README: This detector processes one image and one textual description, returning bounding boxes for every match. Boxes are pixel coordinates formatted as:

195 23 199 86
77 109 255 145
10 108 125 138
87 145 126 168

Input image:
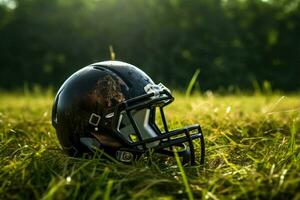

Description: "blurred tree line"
0 0 299 91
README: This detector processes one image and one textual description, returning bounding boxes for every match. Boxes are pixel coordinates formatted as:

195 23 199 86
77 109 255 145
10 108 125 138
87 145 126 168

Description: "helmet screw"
123 152 132 160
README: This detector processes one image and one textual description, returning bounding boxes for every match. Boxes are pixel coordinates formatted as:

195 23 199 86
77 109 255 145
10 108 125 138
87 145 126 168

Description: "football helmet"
52 61 205 165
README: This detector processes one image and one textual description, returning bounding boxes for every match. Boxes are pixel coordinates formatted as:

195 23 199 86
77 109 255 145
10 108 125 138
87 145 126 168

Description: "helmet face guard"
99 83 205 165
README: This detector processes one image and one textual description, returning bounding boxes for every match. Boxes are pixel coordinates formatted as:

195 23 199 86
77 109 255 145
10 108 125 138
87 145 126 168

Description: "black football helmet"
52 61 205 165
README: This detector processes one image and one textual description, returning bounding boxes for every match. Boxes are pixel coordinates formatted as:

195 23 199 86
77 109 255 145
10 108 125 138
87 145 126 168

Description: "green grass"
0 92 300 199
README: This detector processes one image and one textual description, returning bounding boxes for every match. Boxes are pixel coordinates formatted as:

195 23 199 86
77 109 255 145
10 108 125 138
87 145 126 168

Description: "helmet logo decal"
89 113 101 126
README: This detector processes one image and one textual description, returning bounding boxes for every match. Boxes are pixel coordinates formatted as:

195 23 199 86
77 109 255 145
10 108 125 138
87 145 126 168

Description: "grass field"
0 92 299 200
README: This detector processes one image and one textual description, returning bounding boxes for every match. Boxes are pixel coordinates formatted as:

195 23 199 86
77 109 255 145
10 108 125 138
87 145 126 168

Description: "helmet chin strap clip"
116 150 134 163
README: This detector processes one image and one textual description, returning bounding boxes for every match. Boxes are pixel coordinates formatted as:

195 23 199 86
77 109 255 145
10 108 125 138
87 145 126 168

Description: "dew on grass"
214 107 219 113
10 129 16 133
43 112 48 117
66 176 71 183
226 106 231 114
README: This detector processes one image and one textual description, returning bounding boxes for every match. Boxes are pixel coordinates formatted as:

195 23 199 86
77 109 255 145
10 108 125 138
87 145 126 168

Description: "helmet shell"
52 61 154 156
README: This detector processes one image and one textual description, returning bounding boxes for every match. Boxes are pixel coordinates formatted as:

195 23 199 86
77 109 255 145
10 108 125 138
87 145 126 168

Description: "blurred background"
0 0 299 92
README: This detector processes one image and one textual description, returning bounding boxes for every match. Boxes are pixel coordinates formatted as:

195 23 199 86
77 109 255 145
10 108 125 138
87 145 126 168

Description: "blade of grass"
174 151 194 200
186 69 200 97
41 179 65 200
109 45 116 60
104 179 114 200
289 119 297 154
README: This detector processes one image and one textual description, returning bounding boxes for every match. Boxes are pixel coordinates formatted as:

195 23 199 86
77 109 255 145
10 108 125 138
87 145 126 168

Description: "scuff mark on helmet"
89 75 125 108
